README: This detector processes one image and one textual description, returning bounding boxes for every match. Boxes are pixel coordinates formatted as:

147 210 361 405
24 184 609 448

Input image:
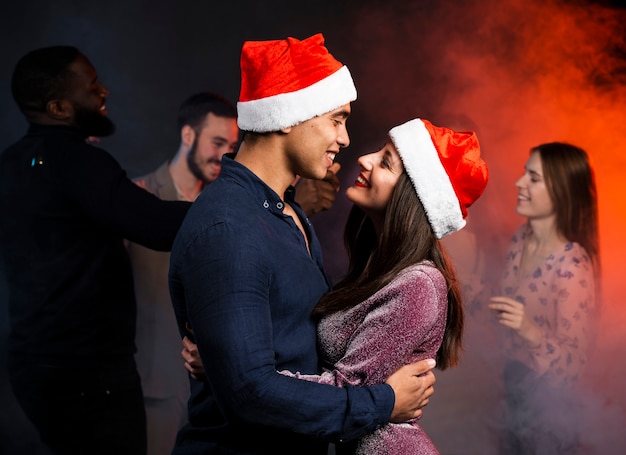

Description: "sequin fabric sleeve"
280 262 446 386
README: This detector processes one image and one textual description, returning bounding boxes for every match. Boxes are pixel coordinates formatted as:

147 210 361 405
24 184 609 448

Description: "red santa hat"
389 118 488 239
237 33 357 132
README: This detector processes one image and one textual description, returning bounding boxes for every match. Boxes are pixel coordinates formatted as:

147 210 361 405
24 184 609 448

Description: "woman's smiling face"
515 150 555 222
346 140 404 224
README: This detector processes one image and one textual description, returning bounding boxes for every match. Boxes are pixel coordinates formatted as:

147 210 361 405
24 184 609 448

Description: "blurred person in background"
0 45 190 455
488 142 600 454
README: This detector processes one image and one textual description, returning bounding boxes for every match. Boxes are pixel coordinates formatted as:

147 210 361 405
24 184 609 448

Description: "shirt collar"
220 154 303 218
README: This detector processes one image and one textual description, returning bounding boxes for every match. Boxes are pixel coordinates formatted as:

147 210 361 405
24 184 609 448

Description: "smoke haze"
1 0 625 453
315 1 626 453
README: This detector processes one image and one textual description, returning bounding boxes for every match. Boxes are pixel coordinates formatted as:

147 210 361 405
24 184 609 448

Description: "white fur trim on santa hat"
389 119 465 239
237 66 356 133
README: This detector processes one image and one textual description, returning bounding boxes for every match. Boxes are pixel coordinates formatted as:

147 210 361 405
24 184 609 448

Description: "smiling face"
515 151 555 222
346 140 404 226
186 113 239 185
282 104 351 180
64 54 114 137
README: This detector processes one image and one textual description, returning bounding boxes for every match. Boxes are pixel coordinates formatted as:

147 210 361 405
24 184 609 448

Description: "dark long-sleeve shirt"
168 156 394 454
0 124 190 367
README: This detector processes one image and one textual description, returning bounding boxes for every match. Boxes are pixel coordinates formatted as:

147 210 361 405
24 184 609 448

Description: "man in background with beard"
127 91 239 455
0 46 190 455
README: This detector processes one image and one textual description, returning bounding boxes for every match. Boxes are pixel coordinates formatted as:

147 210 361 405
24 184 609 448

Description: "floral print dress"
497 223 597 454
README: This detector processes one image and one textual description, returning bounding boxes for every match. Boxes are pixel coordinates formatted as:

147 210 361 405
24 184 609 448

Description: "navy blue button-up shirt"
169 155 394 454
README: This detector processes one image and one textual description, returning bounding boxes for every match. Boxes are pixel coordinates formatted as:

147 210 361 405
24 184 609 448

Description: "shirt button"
276 202 284 210
263 200 270 208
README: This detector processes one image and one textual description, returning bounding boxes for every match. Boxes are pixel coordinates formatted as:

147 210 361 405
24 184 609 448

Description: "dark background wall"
2 0 626 453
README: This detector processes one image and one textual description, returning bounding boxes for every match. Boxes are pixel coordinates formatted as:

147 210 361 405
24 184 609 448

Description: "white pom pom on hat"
237 33 357 133
389 118 489 239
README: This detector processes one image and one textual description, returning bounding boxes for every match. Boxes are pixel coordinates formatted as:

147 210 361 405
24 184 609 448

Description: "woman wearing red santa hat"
280 118 489 454
488 142 600 454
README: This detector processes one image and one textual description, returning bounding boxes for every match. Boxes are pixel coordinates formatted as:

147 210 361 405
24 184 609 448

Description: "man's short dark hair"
177 92 237 131
11 46 80 116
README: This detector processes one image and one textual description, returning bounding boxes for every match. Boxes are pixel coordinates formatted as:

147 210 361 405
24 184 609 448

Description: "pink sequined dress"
283 261 447 454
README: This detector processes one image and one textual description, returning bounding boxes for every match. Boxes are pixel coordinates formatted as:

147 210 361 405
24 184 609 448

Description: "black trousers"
8 357 147 455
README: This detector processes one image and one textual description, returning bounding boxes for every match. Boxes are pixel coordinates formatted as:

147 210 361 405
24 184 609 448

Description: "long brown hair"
313 173 464 369
532 143 600 274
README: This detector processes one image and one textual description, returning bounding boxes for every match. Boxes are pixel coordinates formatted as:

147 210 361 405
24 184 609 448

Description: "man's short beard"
186 141 211 186
74 106 116 137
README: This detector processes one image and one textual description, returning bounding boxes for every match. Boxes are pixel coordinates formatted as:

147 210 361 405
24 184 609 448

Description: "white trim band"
389 118 465 239
237 66 357 132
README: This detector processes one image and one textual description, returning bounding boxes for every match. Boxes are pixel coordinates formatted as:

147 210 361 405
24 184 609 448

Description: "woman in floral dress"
489 142 600 454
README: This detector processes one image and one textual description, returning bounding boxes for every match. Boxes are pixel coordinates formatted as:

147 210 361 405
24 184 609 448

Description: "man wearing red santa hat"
168 33 436 454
